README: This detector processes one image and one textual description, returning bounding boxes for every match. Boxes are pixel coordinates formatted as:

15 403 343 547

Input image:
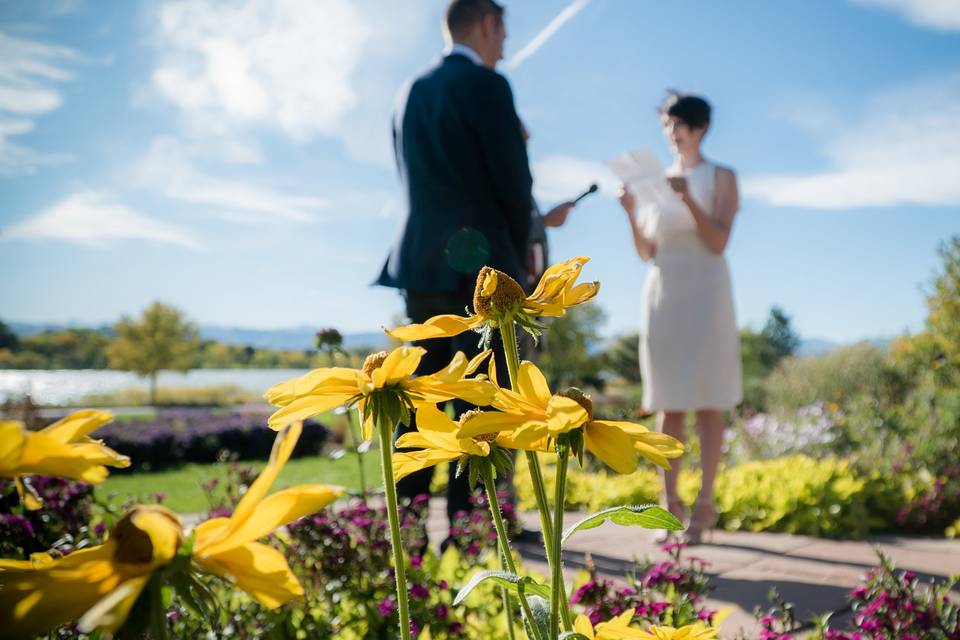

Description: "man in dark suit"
375 0 533 534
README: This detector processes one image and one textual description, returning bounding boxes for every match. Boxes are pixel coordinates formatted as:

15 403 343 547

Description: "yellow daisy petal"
544 395 590 435
267 393 353 430
516 361 552 405
39 410 113 444
584 421 639 474
196 541 303 609
386 314 483 342
375 346 425 387
393 449 461 483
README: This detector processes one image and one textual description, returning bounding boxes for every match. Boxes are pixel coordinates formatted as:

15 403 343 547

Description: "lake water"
0 369 312 405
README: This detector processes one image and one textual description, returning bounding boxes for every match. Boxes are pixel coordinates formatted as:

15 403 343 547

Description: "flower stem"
550 441 571 637
498 319 573 628
347 407 367 498
498 322 555 552
481 460 529 640
377 419 411 640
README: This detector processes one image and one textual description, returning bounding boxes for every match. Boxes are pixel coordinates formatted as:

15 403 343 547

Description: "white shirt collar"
446 43 483 66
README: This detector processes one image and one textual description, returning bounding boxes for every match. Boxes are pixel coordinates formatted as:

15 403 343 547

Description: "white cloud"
135 137 326 222
851 0 960 30
150 0 372 141
532 154 619 203
0 31 78 175
5 190 202 249
744 72 960 209
507 0 593 70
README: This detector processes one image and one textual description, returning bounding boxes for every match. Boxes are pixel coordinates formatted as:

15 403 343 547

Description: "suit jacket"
376 53 534 294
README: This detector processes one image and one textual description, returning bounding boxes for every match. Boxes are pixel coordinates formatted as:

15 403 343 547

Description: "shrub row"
90 409 328 470
515 453 958 538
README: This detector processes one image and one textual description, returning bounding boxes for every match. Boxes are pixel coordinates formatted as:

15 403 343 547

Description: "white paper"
605 149 679 207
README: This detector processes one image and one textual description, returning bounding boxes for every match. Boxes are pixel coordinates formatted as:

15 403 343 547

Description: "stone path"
425 499 960 638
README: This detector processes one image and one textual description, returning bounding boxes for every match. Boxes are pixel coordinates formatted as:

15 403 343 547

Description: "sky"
1 0 958 343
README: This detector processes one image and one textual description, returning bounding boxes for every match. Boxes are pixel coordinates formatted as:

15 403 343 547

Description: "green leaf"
452 570 550 606
521 594 550 640
561 504 683 545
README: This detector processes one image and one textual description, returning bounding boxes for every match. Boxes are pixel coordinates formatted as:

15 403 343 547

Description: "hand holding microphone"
543 183 599 228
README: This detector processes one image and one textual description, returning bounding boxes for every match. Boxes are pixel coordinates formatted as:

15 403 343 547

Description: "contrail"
506 0 593 70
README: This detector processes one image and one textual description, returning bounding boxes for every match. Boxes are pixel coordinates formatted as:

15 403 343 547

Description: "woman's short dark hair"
659 91 711 130
445 0 505 39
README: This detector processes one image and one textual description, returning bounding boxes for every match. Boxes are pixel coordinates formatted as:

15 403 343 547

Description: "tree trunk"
149 372 158 406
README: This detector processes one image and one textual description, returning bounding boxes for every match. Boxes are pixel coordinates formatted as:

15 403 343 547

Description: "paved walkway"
425 499 960 638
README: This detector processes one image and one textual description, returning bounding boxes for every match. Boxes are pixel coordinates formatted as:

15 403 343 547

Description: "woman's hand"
618 184 637 218
667 176 691 202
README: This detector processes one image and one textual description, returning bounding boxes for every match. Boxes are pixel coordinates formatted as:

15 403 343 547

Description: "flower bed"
90 409 329 470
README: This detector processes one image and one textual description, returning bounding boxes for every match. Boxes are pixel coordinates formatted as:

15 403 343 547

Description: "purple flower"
378 597 397 617
410 583 430 600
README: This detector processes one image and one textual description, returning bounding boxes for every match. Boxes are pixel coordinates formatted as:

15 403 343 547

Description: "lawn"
96 450 383 514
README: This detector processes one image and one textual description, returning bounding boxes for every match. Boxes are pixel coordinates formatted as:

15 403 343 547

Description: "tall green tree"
761 305 801 367
927 236 960 379
0 319 18 351
539 304 606 390
106 302 199 405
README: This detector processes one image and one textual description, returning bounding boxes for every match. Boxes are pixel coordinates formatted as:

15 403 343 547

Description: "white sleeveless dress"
638 160 742 411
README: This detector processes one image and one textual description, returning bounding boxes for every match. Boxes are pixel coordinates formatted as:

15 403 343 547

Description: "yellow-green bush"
514 454 917 539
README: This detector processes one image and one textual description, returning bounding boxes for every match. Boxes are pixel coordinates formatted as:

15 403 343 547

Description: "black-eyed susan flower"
573 610 719 639
457 361 683 473
391 404 530 484
265 346 495 439
0 423 342 638
0 409 129 509
386 257 600 344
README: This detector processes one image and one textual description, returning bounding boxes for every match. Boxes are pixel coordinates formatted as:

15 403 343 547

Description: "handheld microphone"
572 183 599 204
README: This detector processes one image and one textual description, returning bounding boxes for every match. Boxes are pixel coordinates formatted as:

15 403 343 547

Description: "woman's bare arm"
669 168 739 254
619 185 657 261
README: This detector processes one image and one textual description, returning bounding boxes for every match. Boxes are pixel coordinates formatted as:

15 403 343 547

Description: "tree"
926 236 960 380
0 319 18 351
539 304 607 390
602 332 642 384
761 306 800 368
106 302 199 405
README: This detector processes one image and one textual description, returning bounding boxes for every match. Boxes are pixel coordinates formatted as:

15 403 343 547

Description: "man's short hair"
445 0 504 39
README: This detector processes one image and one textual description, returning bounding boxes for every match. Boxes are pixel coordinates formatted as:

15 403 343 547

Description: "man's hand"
667 176 691 202
543 201 575 227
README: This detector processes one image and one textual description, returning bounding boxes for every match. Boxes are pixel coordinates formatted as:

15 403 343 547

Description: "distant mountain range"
9 321 896 357
9 322 390 352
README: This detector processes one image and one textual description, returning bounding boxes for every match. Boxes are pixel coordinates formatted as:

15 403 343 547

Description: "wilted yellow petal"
196 541 303 609
39 410 113 444
386 314 482 342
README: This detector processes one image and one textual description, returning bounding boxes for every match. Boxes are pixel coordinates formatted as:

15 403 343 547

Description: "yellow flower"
391 404 536 482
0 423 342 637
386 257 600 342
0 410 129 509
266 346 495 439
193 421 343 608
615 623 719 640
572 609 635 639
573 610 718 639
456 360 590 449
0 504 185 638
457 361 683 472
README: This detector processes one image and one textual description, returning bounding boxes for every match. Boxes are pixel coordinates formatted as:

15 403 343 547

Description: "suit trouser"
393 290 507 528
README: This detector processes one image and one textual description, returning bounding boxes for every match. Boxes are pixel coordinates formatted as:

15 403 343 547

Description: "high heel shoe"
654 499 689 544
685 501 717 546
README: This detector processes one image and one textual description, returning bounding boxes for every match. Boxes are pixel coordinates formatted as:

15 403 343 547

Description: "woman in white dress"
619 92 742 544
